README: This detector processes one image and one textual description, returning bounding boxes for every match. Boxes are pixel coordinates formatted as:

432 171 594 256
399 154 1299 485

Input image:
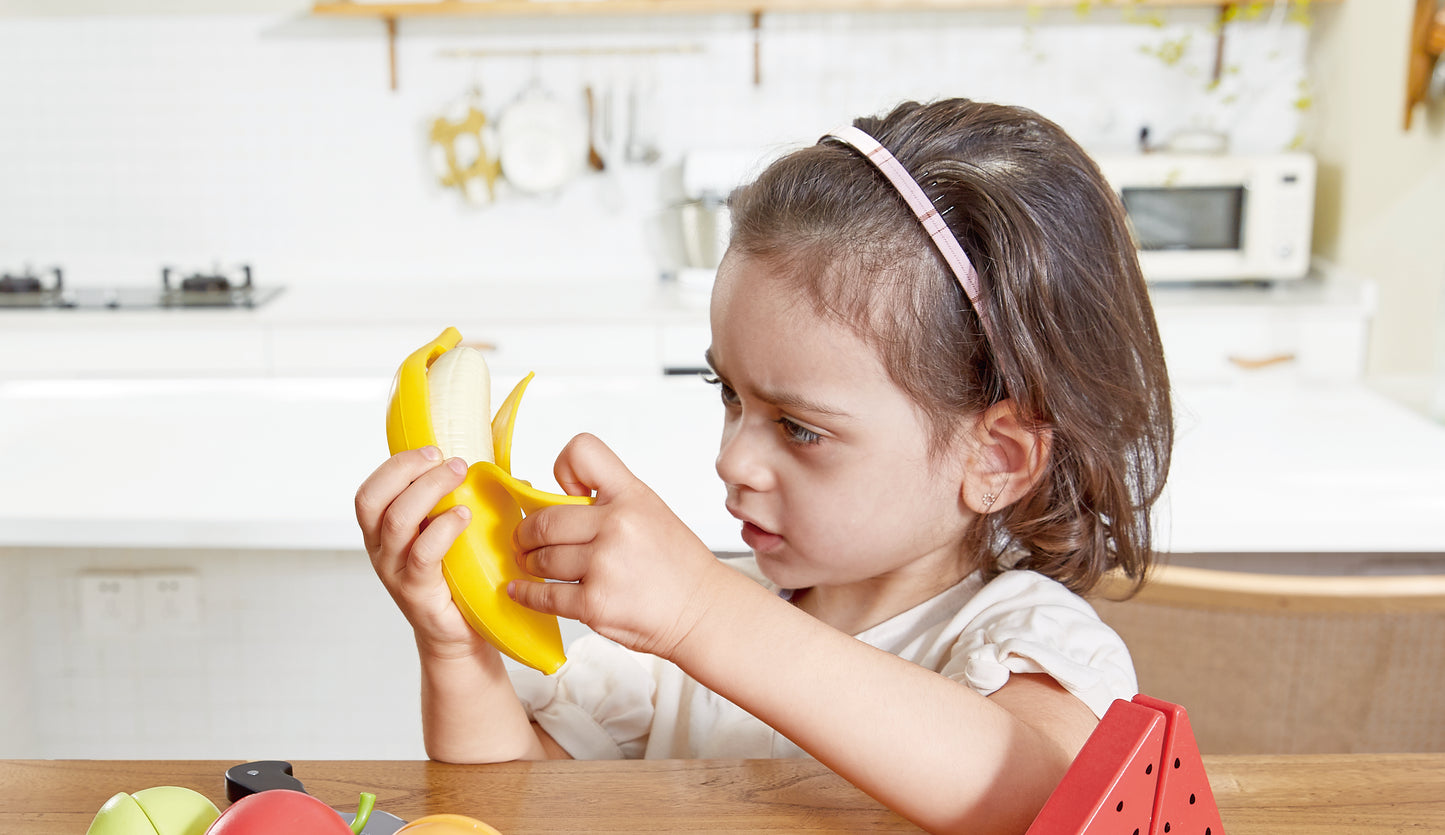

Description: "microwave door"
1122 185 1245 253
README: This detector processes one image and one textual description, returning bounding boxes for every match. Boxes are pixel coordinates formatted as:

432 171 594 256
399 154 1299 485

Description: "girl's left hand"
509 433 727 660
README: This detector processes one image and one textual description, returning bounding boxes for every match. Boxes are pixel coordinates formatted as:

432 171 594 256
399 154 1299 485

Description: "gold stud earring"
981 492 997 509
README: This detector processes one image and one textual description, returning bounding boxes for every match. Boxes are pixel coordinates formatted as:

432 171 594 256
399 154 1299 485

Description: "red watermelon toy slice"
1025 699 1165 835
1026 695 1227 835
1132 694 1226 835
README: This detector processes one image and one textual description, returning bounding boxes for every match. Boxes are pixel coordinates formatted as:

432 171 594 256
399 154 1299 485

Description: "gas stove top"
0 264 283 310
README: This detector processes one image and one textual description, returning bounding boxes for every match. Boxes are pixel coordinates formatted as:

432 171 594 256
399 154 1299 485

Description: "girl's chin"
751 550 808 591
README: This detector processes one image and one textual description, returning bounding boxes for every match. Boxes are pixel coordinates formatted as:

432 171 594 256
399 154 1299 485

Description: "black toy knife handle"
225 760 308 803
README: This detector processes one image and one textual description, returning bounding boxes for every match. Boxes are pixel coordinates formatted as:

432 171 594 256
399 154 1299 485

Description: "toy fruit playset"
387 327 592 674
1026 695 1226 835
85 761 503 835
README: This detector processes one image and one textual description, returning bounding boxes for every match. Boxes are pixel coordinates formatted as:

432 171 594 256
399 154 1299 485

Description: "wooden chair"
1089 564 1445 754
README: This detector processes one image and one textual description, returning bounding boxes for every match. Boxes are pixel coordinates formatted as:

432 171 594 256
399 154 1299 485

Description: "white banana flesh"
427 346 496 465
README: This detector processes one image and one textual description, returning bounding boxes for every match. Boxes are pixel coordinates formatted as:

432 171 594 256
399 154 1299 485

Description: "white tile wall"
0 7 1310 287
2 546 429 759
0 557 37 756
1 545 601 759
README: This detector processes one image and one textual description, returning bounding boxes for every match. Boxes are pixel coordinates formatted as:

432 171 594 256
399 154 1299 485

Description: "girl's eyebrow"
704 348 852 419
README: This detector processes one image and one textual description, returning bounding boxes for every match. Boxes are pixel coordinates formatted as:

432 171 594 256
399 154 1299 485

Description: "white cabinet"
1149 266 1374 384
268 322 658 377
0 315 270 379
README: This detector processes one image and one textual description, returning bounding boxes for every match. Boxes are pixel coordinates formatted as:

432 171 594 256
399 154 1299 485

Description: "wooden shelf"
312 0 1336 91
313 0 1277 16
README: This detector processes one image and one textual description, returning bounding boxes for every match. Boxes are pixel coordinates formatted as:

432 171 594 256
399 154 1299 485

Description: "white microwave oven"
1092 152 1317 283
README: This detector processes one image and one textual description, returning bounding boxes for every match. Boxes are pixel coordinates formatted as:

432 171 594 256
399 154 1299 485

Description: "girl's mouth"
740 521 783 554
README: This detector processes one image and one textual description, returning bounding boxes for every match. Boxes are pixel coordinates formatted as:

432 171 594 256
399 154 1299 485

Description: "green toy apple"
86 786 221 835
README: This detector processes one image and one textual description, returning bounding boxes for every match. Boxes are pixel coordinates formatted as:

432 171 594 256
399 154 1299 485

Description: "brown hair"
726 98 1172 595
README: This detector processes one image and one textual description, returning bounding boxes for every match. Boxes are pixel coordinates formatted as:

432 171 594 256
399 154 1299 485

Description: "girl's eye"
775 416 823 446
702 374 739 406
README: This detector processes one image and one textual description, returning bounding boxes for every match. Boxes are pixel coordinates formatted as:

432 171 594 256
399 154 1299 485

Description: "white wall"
7 546 429 759
1 7 1311 287
0 558 35 756
1309 2 1445 384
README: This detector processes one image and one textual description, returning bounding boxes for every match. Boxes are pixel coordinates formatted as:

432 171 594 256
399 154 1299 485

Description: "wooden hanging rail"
312 0 1281 15
437 44 704 58
311 0 1338 91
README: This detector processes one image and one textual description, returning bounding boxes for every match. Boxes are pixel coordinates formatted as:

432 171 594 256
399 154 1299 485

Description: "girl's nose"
716 417 773 493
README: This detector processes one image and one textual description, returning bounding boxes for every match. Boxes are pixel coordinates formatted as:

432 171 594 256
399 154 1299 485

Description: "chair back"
1090 564 1445 754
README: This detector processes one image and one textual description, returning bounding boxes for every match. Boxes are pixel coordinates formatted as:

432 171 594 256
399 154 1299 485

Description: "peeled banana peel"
386 327 591 674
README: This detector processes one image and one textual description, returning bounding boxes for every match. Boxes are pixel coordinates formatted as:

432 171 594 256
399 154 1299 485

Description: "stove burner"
0 267 62 295
0 275 42 293
180 274 234 293
0 267 70 308
0 263 281 311
161 264 259 307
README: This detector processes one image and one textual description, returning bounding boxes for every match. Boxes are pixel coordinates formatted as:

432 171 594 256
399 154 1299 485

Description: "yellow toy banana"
386 327 591 674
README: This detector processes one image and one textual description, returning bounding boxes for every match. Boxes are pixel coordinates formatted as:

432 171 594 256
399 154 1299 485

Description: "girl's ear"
961 399 1052 515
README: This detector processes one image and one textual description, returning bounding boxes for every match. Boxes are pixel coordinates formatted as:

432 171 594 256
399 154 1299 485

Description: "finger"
403 504 471 587
552 433 641 500
519 542 590 583
513 503 598 554
372 457 468 574
508 578 586 621
355 445 445 553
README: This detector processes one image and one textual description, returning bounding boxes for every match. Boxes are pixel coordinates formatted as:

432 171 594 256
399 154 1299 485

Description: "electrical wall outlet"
78 572 139 637
139 571 202 630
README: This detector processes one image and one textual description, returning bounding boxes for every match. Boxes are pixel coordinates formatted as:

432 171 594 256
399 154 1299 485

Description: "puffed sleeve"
940 571 1138 719
508 634 657 759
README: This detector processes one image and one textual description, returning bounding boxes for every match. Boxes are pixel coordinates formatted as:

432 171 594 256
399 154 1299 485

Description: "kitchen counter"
5 755 1443 834
3 373 1445 557
0 372 732 552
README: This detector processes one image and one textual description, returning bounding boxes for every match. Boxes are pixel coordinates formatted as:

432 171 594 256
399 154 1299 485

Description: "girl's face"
708 253 978 598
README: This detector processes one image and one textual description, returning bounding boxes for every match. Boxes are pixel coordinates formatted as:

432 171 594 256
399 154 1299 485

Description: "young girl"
357 98 1172 835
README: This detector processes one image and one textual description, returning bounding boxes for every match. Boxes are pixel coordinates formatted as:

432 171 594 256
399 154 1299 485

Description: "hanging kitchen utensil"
428 85 501 205
624 76 661 165
584 84 605 171
1405 0 1445 129
497 82 588 195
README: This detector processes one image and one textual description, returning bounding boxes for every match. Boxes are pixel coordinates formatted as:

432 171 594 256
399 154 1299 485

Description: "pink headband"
824 125 997 349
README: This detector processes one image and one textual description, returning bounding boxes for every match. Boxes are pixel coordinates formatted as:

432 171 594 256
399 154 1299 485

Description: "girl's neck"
790 557 977 636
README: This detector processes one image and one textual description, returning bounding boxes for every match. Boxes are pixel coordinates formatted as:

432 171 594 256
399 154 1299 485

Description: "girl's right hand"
355 446 490 660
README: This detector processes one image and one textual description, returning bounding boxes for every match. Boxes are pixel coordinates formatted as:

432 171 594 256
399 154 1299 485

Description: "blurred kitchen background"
2 0 1443 761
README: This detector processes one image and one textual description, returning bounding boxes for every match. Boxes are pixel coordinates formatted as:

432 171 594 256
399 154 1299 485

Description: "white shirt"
510 557 1137 759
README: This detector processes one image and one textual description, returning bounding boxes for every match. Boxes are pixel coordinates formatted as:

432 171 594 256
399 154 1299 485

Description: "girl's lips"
740 521 783 553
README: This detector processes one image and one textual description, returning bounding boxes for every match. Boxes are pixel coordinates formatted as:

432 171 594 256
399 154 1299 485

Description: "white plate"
497 88 588 195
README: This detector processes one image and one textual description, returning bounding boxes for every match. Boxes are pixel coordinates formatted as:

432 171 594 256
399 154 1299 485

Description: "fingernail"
421 445 442 461
453 504 471 522
447 457 467 475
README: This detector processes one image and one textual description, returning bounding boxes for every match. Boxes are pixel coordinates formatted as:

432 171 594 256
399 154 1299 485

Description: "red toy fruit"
1025 699 1165 835
204 789 354 835
1133 694 1226 835
1026 695 1226 835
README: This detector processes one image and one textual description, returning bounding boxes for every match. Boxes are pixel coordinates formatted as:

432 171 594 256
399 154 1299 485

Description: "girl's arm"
355 447 559 763
666 564 1096 834
416 644 561 762
512 434 1096 833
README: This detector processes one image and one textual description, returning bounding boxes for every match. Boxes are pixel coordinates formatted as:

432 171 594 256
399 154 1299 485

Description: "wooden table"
3 755 1442 833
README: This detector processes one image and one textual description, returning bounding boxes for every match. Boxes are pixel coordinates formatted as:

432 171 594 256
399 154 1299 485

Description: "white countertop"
0 372 733 552
3 372 1444 556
